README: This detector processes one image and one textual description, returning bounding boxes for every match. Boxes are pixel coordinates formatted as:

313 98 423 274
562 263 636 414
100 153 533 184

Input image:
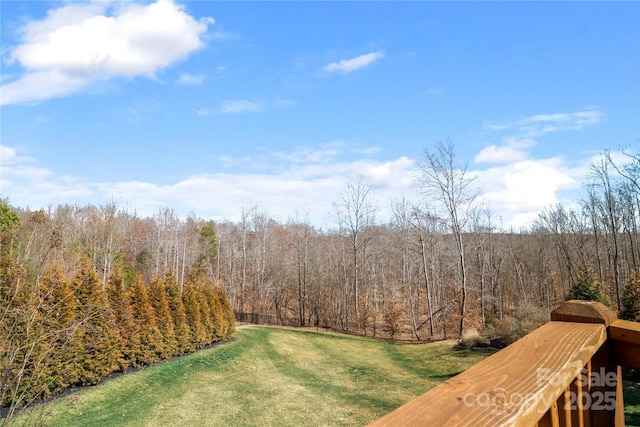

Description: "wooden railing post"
551 300 624 427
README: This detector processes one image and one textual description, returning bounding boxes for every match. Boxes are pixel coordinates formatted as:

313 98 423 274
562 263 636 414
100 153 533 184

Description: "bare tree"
287 213 312 326
608 148 640 273
333 175 378 329
470 205 497 326
391 198 421 339
608 147 640 193
416 140 478 335
239 206 253 311
591 158 622 309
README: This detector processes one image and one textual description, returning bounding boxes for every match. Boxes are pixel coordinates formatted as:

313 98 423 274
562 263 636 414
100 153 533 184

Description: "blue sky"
1 1 638 229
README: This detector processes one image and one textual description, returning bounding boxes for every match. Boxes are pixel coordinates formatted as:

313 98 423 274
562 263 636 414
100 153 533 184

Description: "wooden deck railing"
369 300 640 427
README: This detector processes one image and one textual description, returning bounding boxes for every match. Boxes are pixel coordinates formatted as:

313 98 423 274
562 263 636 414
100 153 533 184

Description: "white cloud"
0 145 18 165
323 51 384 74
198 98 295 116
521 110 602 128
475 158 579 229
218 100 264 114
177 73 204 85
0 140 600 231
483 107 603 137
0 143 420 228
352 146 382 155
1 0 213 105
483 123 511 131
275 142 343 164
1 70 89 106
1 144 57 190
474 137 536 164
475 145 527 164
359 156 416 188
471 107 607 227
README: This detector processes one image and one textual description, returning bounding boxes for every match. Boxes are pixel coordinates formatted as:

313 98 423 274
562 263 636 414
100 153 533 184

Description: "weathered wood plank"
368 322 607 427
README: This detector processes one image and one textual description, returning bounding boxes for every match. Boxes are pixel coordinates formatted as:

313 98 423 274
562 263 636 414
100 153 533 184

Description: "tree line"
1 142 638 420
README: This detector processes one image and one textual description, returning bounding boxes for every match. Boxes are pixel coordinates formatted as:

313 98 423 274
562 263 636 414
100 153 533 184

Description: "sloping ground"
20 326 491 427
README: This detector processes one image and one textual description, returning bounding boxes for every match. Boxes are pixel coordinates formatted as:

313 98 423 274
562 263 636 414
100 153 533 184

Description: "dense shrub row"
1 257 235 411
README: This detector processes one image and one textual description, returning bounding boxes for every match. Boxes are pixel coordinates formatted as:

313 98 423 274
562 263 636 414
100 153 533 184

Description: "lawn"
17 326 490 427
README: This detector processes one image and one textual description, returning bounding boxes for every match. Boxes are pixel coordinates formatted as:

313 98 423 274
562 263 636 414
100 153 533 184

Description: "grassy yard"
17 326 490 427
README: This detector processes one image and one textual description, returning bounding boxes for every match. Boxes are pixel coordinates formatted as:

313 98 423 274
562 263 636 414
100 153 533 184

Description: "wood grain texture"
367 322 607 427
611 319 640 370
610 318 640 344
550 300 617 326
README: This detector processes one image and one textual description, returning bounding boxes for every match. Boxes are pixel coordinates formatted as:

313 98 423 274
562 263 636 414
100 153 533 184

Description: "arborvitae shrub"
72 260 122 385
39 266 78 395
218 288 236 339
106 267 139 370
205 287 224 340
129 275 164 365
163 275 192 354
149 277 177 358
198 288 215 345
183 283 207 349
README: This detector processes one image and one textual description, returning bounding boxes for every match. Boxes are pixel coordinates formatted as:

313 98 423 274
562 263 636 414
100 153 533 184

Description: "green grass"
625 381 640 426
18 326 491 427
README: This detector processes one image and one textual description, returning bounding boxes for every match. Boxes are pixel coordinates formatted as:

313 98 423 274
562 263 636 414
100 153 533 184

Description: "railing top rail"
610 318 640 345
610 318 640 371
369 301 613 427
